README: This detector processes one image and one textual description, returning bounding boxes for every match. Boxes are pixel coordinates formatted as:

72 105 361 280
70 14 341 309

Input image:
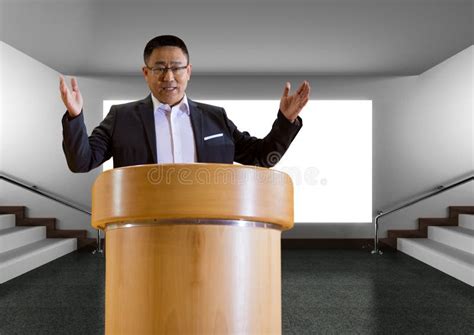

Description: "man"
60 35 310 172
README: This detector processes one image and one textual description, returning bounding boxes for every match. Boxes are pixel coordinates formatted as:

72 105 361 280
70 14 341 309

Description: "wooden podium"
92 163 294 335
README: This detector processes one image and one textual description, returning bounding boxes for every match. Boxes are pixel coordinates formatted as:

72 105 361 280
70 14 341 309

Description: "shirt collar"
151 93 190 115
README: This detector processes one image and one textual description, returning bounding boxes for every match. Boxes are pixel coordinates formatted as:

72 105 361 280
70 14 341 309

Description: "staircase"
383 206 474 286
0 206 90 284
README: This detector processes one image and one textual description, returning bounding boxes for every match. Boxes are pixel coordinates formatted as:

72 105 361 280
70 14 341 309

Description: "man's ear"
142 66 149 82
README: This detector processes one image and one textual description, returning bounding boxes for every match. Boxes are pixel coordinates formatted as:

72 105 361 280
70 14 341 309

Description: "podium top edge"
91 163 295 231
98 163 291 176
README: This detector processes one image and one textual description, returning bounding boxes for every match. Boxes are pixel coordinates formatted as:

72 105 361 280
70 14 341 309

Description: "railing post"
371 212 383 255
92 229 104 255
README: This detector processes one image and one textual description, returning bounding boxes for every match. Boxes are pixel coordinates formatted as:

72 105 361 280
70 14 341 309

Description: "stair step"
48 229 88 239
459 214 474 230
397 238 474 286
418 217 456 233
428 226 474 254
449 206 474 218
18 217 56 231
0 238 77 284
0 214 15 230
0 226 46 253
0 206 26 220
388 229 425 239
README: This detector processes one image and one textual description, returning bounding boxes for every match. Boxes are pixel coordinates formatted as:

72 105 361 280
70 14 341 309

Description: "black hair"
143 35 190 65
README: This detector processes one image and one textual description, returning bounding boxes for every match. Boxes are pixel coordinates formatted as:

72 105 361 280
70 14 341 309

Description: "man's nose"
162 68 175 81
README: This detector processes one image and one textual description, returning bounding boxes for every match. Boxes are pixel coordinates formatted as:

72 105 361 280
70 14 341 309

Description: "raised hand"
59 75 83 118
279 81 310 123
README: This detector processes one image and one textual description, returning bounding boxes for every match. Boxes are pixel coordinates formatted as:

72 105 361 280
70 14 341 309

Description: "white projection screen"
103 100 372 223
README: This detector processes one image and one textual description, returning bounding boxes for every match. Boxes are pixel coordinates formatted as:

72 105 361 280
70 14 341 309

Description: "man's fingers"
282 82 290 98
298 81 309 94
296 81 306 95
302 82 310 97
298 81 310 99
71 77 79 92
59 75 69 97
59 75 70 92
59 75 65 91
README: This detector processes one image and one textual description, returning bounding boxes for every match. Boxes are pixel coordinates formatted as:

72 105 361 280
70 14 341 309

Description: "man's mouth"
162 87 177 92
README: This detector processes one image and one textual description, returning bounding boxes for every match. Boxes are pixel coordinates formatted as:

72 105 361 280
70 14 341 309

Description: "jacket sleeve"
224 109 302 168
61 108 116 173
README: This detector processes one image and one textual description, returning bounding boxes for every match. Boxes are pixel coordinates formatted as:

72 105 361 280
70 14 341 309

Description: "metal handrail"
371 172 474 255
0 173 103 254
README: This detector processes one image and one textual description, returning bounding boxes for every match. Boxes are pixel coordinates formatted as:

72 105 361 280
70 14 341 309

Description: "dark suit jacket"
62 95 302 172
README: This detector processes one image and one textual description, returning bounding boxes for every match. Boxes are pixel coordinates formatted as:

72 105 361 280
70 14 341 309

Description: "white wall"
0 42 93 236
1 41 472 239
372 46 474 236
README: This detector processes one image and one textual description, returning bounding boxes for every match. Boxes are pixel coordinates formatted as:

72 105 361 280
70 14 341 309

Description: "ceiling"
0 0 472 76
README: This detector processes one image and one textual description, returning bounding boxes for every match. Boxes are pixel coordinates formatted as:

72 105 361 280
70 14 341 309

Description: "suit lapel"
188 99 204 162
137 94 157 164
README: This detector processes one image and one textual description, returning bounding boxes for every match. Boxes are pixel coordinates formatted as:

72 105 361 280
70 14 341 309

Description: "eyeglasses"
145 65 188 77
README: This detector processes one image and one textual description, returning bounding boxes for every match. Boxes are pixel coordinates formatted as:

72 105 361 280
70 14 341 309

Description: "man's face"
142 46 192 106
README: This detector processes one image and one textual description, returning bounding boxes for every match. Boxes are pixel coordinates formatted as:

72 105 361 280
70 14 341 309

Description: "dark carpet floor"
0 249 473 334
